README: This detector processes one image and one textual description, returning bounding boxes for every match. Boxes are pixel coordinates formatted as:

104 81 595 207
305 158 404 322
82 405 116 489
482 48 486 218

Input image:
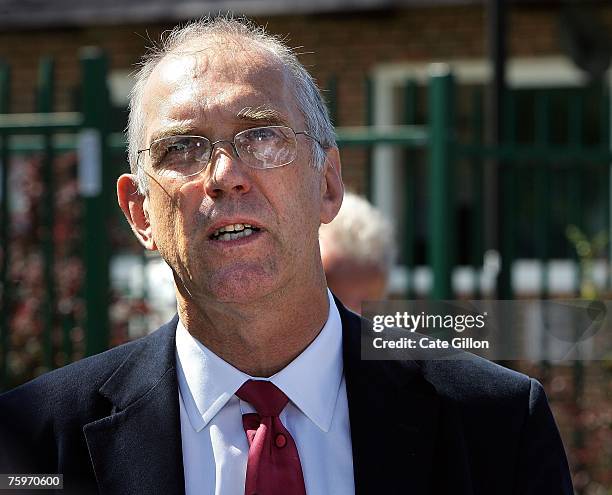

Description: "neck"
175 274 330 377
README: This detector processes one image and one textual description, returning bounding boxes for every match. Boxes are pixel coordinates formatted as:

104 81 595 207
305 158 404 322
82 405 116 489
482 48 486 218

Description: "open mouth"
209 223 261 241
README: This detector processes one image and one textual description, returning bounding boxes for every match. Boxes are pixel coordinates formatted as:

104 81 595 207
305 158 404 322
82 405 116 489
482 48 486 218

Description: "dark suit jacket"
0 301 573 495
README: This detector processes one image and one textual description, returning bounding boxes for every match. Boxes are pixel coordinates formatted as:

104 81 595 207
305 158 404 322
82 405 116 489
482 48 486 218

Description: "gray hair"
126 15 336 194
319 192 397 274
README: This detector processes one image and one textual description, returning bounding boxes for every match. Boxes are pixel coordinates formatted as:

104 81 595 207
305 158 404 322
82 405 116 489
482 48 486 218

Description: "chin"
206 265 281 303
210 282 277 304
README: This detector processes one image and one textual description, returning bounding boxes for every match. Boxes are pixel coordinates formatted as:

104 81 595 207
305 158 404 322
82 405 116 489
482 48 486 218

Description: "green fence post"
568 89 586 473
497 90 516 300
0 60 10 389
365 77 374 201
403 80 417 298
428 65 454 299
534 91 550 299
470 88 484 299
568 89 584 294
79 48 110 357
534 90 551 379
37 56 56 371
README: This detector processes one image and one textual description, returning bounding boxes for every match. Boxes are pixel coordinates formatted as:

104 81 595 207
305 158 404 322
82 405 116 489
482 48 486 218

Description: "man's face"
130 40 340 304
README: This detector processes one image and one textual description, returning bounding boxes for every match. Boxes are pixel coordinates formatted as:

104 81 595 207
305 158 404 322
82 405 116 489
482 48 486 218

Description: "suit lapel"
338 300 440 495
81 300 440 495
83 316 185 495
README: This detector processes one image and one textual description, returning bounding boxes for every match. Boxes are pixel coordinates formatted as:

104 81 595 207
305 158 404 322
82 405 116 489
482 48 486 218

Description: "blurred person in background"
319 191 396 313
0 15 573 495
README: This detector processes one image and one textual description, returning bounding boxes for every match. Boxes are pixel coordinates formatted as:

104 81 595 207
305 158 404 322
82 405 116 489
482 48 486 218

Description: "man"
0 17 572 495
319 191 396 313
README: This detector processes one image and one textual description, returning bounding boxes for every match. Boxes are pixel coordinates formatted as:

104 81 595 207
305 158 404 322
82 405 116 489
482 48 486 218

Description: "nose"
203 141 252 198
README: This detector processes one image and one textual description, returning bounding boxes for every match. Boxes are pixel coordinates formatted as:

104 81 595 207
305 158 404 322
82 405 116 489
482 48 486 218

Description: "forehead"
141 38 301 139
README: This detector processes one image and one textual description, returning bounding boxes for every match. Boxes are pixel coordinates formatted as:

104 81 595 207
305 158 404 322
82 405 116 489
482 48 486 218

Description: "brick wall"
2 4 612 191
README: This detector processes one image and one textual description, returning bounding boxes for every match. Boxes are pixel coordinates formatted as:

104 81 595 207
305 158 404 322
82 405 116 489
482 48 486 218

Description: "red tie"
235 380 307 495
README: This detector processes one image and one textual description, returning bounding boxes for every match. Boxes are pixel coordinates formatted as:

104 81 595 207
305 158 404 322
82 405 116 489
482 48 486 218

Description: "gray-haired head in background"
126 15 336 194
319 191 397 314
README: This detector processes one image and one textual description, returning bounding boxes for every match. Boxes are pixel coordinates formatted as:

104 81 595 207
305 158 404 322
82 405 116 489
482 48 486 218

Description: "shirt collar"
175 289 344 433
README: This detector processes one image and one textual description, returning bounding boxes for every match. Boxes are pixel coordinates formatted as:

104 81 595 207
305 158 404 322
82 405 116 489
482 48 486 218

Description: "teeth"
216 228 254 242
212 223 248 237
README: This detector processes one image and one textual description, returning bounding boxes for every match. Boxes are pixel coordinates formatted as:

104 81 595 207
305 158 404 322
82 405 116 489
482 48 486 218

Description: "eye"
235 126 297 169
238 127 294 150
246 127 280 142
150 136 210 169
164 136 199 154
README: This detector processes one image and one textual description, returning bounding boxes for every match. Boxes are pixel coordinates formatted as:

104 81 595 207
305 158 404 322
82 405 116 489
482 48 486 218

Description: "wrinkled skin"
117 37 343 375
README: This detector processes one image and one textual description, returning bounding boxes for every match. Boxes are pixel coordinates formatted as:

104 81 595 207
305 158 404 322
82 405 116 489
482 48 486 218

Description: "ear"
117 174 157 251
319 147 344 225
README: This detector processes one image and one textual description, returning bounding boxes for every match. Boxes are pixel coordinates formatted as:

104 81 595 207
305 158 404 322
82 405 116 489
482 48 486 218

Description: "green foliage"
565 225 608 300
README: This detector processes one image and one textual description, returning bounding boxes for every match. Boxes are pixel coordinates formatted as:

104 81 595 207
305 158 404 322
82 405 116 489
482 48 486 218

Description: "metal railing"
2 51 612 389
0 49 112 389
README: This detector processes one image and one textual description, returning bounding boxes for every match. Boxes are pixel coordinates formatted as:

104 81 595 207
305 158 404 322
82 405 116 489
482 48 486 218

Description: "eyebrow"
236 106 292 127
148 123 197 145
146 106 292 146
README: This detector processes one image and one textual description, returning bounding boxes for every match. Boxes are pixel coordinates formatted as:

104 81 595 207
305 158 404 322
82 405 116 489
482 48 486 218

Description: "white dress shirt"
176 289 355 495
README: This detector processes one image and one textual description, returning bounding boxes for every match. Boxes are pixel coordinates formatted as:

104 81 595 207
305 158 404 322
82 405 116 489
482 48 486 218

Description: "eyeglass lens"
147 126 298 177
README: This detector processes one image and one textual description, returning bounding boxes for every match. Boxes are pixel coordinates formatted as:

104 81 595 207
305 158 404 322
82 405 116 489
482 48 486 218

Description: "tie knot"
236 380 289 417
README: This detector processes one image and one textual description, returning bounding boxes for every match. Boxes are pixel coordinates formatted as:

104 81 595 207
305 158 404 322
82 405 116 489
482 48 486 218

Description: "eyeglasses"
137 125 321 178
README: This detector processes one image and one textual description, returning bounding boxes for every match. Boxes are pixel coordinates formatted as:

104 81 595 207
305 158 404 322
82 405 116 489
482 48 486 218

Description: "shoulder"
418 352 533 405
343 305 534 408
0 317 177 432
342 308 572 490
3 333 138 407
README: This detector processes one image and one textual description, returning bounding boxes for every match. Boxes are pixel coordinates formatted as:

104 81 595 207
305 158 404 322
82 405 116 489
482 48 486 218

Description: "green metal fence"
1 51 612 389
334 69 612 300
0 49 118 389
